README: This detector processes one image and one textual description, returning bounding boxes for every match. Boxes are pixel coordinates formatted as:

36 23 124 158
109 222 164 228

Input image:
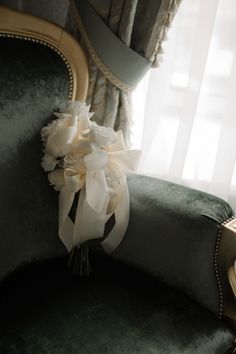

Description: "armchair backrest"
0 6 88 281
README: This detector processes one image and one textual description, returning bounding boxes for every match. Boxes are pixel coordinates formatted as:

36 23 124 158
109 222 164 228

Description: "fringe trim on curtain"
145 0 182 67
69 0 133 93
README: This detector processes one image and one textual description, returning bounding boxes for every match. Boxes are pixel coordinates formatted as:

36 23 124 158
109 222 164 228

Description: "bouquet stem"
68 243 92 276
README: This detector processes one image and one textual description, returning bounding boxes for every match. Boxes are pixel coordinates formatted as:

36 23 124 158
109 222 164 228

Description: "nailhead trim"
215 216 235 318
0 32 73 100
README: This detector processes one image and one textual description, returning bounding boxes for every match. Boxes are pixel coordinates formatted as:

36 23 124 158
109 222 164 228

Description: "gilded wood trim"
0 5 89 102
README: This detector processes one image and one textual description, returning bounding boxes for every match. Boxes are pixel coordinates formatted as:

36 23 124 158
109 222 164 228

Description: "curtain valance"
70 0 152 91
70 0 181 91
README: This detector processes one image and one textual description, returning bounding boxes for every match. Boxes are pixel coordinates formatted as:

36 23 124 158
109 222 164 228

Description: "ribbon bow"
41 101 140 254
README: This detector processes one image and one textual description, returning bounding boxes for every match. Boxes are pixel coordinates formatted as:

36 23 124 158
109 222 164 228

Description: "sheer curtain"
132 0 236 211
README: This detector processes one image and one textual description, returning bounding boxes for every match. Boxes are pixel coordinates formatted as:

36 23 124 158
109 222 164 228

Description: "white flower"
41 154 58 172
61 101 94 122
63 141 95 168
42 102 95 158
41 119 59 144
87 122 117 146
48 169 65 191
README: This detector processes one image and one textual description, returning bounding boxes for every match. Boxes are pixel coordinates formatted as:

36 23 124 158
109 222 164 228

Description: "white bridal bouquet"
41 101 140 271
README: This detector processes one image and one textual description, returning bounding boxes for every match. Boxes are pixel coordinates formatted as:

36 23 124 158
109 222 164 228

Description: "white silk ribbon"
41 101 140 253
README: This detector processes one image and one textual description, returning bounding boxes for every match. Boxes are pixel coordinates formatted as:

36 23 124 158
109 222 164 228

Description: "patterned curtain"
67 0 182 144
0 0 182 143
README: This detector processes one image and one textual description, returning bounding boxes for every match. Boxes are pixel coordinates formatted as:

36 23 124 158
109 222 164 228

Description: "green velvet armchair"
1 6 236 354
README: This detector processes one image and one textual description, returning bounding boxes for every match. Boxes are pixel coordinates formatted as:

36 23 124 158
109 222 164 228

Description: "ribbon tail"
102 177 130 253
58 187 75 252
73 187 109 245
86 170 110 213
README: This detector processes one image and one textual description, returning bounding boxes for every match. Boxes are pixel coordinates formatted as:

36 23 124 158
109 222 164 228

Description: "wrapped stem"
68 243 92 276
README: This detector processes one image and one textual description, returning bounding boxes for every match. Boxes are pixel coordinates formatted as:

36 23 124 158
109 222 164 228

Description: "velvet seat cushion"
0 257 234 354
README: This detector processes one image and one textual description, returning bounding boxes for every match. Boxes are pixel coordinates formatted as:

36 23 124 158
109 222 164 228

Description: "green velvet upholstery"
115 174 234 316
0 257 234 354
0 33 235 353
0 38 69 280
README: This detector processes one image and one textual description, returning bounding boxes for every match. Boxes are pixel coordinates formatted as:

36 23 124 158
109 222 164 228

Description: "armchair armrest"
108 174 236 320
